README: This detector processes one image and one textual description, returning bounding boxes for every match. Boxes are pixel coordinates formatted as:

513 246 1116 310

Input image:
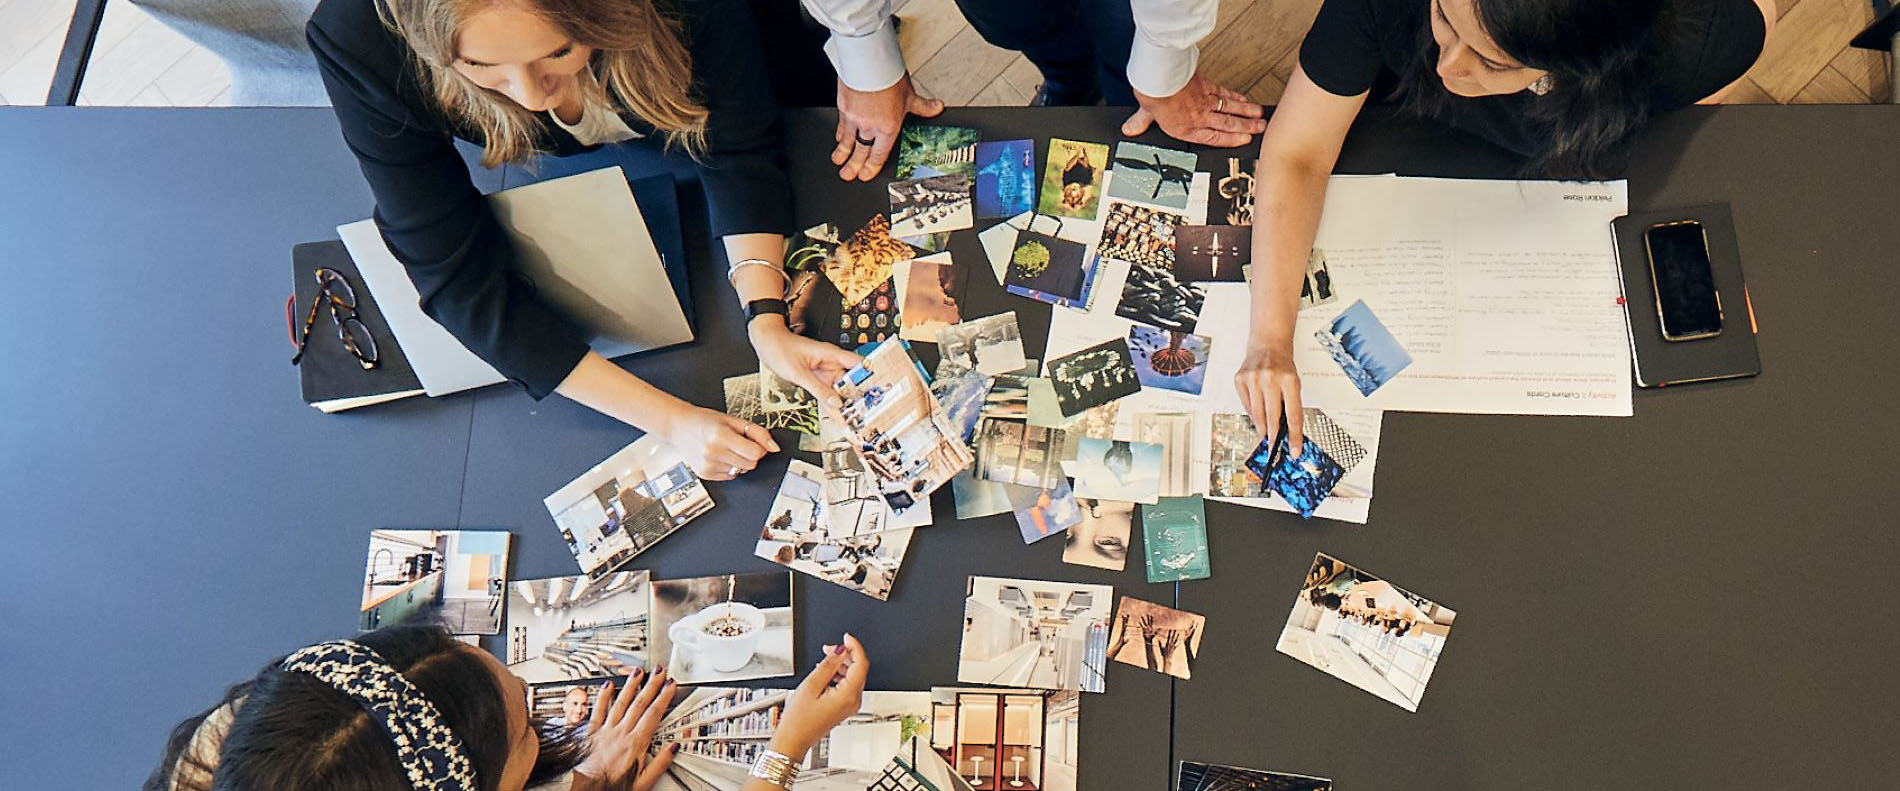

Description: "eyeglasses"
287 267 379 369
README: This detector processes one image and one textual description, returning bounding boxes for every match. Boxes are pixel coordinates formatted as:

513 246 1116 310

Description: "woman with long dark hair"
1233 0 1773 451
308 0 861 482
147 624 872 791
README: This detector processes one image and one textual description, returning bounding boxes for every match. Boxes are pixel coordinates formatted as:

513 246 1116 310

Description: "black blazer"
307 0 792 398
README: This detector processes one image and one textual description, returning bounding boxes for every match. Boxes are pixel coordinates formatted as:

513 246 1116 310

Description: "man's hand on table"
833 75 946 181
1122 73 1267 147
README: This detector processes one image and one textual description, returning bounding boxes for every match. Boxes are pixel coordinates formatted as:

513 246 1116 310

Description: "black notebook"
291 240 425 412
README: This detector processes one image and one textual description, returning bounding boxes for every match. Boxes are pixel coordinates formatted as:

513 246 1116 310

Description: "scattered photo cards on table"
756 461 914 601
960 576 1113 692
1246 431 1346 519
1097 202 1183 270
1300 248 1338 308
1127 325 1212 395
930 687 1080 790
360 530 510 634
1009 478 1082 544
1039 139 1110 220
829 214 917 307
932 367 993 444
1109 596 1205 679
973 417 1071 489
1143 496 1210 582
897 253 965 342
952 467 1015 519
895 124 979 179
1278 553 1456 711
1209 157 1256 226
1071 437 1162 504
1178 762 1331 791
1208 413 1265 497
505 571 652 684
1117 259 1206 334
974 139 1036 219
545 437 714 579
1107 141 1197 210
1063 498 1134 571
650 689 936 791
935 311 1026 377
1048 338 1141 417
651 571 794 684
889 174 974 237
833 337 975 511
1316 299 1412 396
724 372 820 434
1174 225 1251 283
839 278 902 348
1005 231 1090 305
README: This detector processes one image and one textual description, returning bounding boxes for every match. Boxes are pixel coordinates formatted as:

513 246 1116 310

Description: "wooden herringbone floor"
0 0 1888 107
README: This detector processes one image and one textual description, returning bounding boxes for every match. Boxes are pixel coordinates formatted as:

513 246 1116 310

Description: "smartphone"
1643 220 1723 341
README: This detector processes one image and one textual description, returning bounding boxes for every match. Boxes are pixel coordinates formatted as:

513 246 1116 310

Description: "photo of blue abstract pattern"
974 139 1036 219
1245 434 1346 519
1128 325 1212 395
1316 300 1413 396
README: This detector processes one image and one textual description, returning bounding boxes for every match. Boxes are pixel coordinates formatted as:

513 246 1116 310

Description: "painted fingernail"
833 644 849 656
670 742 682 753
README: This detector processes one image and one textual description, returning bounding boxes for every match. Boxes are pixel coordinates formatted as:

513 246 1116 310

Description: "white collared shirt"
546 70 643 146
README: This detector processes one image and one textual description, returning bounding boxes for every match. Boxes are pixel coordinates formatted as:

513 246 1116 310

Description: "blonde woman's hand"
574 667 678 791
1234 340 1304 458
766 634 870 760
747 318 863 416
657 403 778 481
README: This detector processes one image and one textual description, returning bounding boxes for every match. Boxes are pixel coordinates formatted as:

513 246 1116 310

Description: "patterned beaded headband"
281 641 480 791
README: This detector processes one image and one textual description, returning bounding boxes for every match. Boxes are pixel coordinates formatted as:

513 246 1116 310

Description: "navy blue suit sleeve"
681 0 795 238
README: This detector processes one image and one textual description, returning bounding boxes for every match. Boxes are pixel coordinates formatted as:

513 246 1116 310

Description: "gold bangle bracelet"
748 748 800 788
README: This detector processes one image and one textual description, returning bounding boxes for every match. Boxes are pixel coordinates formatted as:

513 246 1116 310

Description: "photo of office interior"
929 687 1079 791
505 570 651 684
359 530 509 634
651 687 933 791
959 577 1111 692
1276 554 1457 712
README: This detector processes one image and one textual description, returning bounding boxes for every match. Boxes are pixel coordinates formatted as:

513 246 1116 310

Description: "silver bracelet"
748 748 800 788
727 257 789 291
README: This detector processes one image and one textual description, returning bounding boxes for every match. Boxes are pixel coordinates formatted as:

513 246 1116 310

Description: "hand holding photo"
1174 225 1251 283
1063 498 1133 571
959 576 1113 692
544 437 714 579
1071 437 1163 504
505 571 652 684
934 311 1027 377
889 174 974 238
1142 496 1209 582
1316 300 1413 396
1108 596 1205 679
832 337 976 511
360 530 511 635
724 372 819 434
1047 338 1141 417
894 124 979 179
1038 139 1109 220
1244 431 1346 519
1127 325 1212 395
975 139 1036 219
650 571 795 684
1277 553 1456 712
1008 478 1083 544
648 690 937 791
1107 141 1198 210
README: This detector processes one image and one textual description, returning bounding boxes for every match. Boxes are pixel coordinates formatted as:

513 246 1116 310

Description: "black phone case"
1611 202 1761 387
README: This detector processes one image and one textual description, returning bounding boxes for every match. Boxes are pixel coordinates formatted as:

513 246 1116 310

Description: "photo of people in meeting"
505 570 651 685
930 687 1079 791
959 576 1111 693
1277 554 1457 712
359 529 510 635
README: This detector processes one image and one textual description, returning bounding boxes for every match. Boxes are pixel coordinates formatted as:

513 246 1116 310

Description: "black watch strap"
744 298 789 323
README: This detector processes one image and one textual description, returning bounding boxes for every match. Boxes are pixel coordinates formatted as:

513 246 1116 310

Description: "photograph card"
1142 496 1210 582
1299 248 1338 308
1278 553 1457 712
929 687 1080 790
505 571 652 684
932 367 993 445
1004 231 1089 304
1208 413 1265 497
1109 596 1205 679
1302 408 1369 472
935 311 1027 378
890 174 975 238
1245 432 1346 519
897 253 965 343
758 367 813 414
974 139 1036 219
1116 261 1206 334
360 530 510 635
1316 300 1412 396
1178 762 1332 791
1063 498 1134 571
959 576 1113 692
650 571 795 685
1047 338 1141 417
757 461 914 601
894 125 980 179
1098 201 1183 271
1127 326 1213 395
1107 141 1197 210
1038 139 1110 220
829 214 917 308
1024 377 1067 428
1208 157 1256 226
784 222 841 273
833 337 975 511
952 467 1015 519
724 372 820 434
527 680 608 738
839 277 902 348
871 738 976 791
1132 411 1195 498
545 437 714 580
1008 478 1082 544
979 370 1030 421
973 417 1071 489
651 689 936 791
1071 437 1163 504
1174 225 1251 283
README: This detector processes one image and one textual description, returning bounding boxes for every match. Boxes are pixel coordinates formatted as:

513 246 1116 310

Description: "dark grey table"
1 105 1895 791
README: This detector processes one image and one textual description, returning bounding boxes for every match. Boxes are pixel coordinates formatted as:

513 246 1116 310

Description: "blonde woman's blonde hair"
378 0 709 168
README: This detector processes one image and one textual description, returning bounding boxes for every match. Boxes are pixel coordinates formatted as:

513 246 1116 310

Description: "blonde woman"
308 0 858 480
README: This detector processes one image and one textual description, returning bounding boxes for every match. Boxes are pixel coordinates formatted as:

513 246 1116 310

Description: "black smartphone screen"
1645 221 1722 341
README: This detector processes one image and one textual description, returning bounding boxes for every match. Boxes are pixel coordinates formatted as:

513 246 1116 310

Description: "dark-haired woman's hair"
1400 0 1674 178
146 623 585 791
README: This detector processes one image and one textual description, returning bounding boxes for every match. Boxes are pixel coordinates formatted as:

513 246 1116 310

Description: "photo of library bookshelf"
505 570 651 684
651 687 933 791
929 688 1079 791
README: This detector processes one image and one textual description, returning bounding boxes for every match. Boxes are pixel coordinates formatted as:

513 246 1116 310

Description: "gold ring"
1216 97 1226 114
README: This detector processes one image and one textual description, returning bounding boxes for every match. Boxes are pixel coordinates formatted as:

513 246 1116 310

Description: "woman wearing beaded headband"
148 623 871 791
